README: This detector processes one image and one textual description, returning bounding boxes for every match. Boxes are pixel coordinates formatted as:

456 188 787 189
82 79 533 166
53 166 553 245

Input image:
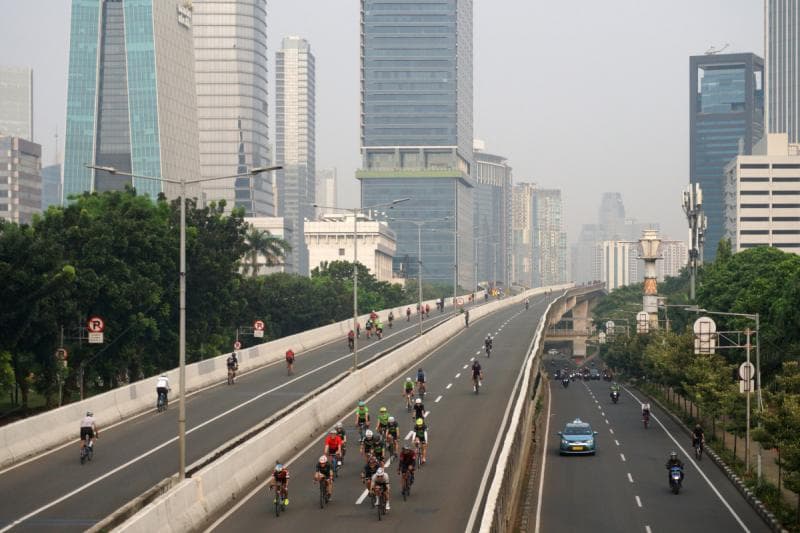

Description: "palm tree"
243 227 291 276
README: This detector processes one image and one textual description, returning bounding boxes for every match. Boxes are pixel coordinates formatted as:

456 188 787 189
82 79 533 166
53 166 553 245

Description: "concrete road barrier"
114 286 569 533
0 294 479 469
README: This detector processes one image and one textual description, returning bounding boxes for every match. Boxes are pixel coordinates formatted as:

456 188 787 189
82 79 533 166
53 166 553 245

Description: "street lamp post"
314 199 409 369
86 163 281 479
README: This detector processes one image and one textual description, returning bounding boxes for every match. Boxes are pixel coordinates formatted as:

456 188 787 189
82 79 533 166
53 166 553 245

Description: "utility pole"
682 183 706 301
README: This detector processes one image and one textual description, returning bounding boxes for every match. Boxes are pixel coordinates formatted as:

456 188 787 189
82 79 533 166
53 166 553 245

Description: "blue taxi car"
558 418 598 455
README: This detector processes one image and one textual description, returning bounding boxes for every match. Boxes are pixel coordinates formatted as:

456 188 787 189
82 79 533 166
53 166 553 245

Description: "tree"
242 227 291 277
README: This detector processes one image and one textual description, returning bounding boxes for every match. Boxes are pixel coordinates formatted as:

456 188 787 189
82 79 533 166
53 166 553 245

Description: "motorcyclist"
665 451 685 483
610 381 621 398
642 402 651 419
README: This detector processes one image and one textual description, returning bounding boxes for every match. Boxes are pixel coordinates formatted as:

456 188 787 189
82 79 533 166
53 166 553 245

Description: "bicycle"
385 433 396 460
348 338 355 352
157 391 168 413
415 440 423 469
694 439 704 460
417 382 426 401
375 484 387 521
642 412 650 429
273 484 288 517
401 468 413 500
227 366 237 385
485 344 491 358
318 476 331 508
473 375 482 394
357 420 367 442
405 391 414 412
328 452 340 478
79 434 94 464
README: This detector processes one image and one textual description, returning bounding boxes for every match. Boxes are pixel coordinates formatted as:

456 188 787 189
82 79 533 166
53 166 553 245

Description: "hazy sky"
0 1 763 242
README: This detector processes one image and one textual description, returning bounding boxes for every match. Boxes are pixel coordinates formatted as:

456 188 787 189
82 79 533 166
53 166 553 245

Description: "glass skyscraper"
192 0 273 216
0 67 33 141
358 0 474 289
473 142 511 288
63 0 201 203
689 53 764 261
766 0 800 143
532 189 567 287
275 36 315 275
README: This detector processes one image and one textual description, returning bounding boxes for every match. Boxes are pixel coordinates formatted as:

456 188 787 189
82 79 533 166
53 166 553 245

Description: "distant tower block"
638 230 662 330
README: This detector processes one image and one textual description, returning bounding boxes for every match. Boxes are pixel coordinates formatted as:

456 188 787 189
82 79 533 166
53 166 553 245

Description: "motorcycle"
611 391 619 404
561 378 569 388
669 466 683 494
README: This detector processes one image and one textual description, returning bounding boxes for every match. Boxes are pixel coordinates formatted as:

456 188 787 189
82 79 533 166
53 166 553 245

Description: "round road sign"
55 348 68 360
739 362 755 381
87 316 105 333
233 340 242 350
253 320 265 331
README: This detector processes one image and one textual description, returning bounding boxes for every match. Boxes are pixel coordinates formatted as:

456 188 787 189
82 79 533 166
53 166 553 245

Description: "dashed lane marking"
628 473 634 483
605 419 609 425
455 373 461 378
463 364 469 369
635 495 642 508
446 383 452 389
609 428 614 434
435 395 442 403
620 453 626 462
615 440 620 446
645 526 652 533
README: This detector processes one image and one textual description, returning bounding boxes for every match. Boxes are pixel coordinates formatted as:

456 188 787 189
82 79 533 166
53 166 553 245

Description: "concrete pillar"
572 300 589 335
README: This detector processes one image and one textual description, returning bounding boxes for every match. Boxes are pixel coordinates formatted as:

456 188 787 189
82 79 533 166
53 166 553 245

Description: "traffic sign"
88 332 104 344
740 379 754 394
87 316 105 333
739 362 755 381
55 348 68 361
233 340 242 350
253 320 265 331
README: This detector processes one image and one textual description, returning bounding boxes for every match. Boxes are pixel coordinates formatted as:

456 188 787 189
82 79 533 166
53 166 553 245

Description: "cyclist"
347 329 355 351
471 360 483 392
416 368 426 398
335 422 347 462
362 429 383 462
413 417 428 464
388 310 394 328
365 318 373 339
285 349 295 375
484 334 493 356
324 429 344 468
375 406 390 434
370 310 378 321
525 297 530 310
371 467 392 510
642 402 651 424
268 463 290 507
397 443 416 487
314 455 334 501
361 454 380 494
425 303 430 317
226 352 238 384
354 401 370 440
79 411 99 452
385 416 400 457
406 307 412 321
374 319 384 339
403 377 415 408
156 374 170 408
692 424 705 451
412 397 426 422
464 309 470 327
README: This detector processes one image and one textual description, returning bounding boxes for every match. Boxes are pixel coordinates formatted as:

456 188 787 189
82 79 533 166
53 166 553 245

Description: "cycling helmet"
86 411 93 417
416 418 424 427
415 398 422 405
329 429 336 435
365 429 373 438
358 400 366 407
376 467 384 475
379 406 388 414
670 451 678 459
406 377 412 383
335 422 343 430
368 454 378 463
319 455 327 464
275 463 284 472
402 443 410 451
695 424 702 431
388 416 395 423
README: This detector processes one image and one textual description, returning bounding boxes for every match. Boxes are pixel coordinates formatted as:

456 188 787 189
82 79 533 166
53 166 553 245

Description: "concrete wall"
113 285 571 533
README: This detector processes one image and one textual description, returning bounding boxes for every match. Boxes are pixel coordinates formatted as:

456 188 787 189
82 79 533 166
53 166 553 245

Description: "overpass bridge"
543 282 606 358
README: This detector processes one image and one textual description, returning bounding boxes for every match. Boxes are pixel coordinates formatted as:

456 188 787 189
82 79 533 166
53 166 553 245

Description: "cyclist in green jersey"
375 406 390 434
403 378 415 408
413 417 429 464
354 401 370 441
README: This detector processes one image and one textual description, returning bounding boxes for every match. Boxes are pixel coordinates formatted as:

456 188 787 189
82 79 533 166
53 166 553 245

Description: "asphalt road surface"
536 359 769 533
205 295 553 532
0 303 478 532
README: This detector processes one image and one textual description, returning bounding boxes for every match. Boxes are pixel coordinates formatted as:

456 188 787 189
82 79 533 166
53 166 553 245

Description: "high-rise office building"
0 136 41 224
192 0 273 216
358 0 474 290
597 192 626 239
533 188 567 287
63 0 201 203
511 182 535 288
41 164 62 210
315 168 337 219
658 240 689 279
595 240 636 291
275 36 315 275
766 1 800 144
690 53 764 261
0 67 33 141
473 141 511 288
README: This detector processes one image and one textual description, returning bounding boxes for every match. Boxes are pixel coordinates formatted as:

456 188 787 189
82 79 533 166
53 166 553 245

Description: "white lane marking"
435 395 443 403
635 495 642 508
620 453 626 462
615 440 620 446
471 356 476 361
476 351 481 355
597 405 601 409
605 419 609 425
455 373 461 378
463 364 469 369
609 428 614 434
628 473 634 483
645 526 652 533
533 383 552 533
356 457 392 504
601 411 605 416
623 386 751 532
405 430 415 440
446 383 452 389
0 344 370 532
424 411 429 417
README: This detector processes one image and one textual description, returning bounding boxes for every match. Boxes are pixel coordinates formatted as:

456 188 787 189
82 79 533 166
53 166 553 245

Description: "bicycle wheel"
319 481 325 509
377 490 384 521
80 446 87 465
274 491 281 517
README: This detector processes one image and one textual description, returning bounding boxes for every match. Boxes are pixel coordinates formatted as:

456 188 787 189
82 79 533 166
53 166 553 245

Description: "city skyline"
0 1 762 242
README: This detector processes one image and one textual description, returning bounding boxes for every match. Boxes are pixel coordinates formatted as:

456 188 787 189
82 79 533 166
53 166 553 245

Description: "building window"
773 229 800 235
740 164 770 169
773 203 800 208
773 177 800 182
773 163 800 169
740 216 769 221
740 203 769 208
741 177 769 182
338 248 345 256
740 230 769 235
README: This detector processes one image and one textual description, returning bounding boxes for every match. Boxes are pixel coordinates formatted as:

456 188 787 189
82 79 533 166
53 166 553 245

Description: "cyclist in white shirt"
156 374 170 406
80 411 99 451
